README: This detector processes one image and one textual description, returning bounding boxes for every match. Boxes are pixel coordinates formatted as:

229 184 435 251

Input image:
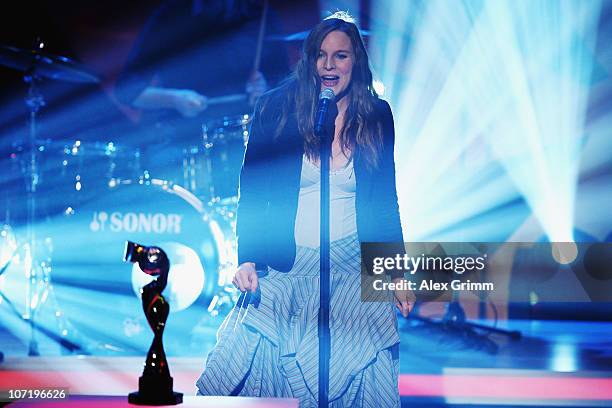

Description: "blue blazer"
236 87 404 273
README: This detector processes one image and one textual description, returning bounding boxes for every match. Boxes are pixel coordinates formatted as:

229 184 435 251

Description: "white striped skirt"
196 233 401 407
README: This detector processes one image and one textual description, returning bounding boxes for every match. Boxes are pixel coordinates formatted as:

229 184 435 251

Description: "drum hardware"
0 224 84 355
180 112 250 318
0 224 17 361
61 140 141 181
9 138 143 220
23 47 53 356
196 199 240 321
58 140 142 202
0 40 99 355
0 43 100 84
182 114 250 203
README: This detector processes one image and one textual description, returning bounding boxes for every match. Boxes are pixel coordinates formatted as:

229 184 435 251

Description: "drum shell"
7 140 141 220
182 114 249 200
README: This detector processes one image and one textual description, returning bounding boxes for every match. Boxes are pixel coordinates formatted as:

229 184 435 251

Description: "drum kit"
0 43 246 355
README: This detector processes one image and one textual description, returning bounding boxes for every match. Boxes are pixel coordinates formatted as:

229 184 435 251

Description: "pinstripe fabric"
196 233 400 407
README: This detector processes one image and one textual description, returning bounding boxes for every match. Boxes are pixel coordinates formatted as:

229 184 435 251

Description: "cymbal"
0 44 100 84
267 29 370 42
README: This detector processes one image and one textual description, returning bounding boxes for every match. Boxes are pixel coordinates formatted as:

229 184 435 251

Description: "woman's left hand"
392 278 416 318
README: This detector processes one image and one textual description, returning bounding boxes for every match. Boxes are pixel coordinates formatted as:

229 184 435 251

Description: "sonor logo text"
89 211 182 234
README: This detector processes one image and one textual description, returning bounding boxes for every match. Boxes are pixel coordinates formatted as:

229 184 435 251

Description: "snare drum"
183 114 250 201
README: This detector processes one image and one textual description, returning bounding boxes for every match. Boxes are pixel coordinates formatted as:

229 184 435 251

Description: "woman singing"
197 12 414 407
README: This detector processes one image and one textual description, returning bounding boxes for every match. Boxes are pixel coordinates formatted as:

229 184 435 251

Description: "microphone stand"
317 113 333 408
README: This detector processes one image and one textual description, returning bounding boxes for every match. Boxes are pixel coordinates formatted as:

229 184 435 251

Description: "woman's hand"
132 87 207 116
172 89 208 117
232 262 259 293
392 278 416 318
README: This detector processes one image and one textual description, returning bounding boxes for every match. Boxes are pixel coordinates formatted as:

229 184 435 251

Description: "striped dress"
195 233 401 407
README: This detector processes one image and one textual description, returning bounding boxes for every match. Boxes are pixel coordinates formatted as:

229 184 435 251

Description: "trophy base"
128 391 183 405
128 375 183 405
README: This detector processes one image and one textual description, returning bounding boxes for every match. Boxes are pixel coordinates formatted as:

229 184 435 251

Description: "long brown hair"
266 12 383 169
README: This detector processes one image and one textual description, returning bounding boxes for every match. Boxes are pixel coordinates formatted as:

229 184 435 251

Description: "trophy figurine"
124 241 183 405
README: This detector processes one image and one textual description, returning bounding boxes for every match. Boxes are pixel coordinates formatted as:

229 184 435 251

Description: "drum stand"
409 257 522 354
22 68 77 356
0 42 99 356
23 68 45 356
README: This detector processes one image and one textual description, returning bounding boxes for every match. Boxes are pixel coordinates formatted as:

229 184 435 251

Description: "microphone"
314 88 336 136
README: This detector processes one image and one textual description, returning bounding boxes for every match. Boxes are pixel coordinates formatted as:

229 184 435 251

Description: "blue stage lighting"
369 0 604 242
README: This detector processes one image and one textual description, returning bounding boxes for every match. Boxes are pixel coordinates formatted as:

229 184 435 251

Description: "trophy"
124 241 183 405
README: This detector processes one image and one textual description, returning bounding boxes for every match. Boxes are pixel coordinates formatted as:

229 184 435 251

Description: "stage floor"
2 318 612 407
1 356 612 407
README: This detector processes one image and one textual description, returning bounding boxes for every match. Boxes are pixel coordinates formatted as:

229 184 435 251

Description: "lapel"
354 143 372 201
283 112 303 154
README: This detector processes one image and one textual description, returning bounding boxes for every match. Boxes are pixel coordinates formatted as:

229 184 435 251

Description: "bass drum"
42 179 235 354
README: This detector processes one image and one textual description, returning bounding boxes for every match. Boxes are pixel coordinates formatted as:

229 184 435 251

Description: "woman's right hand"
392 278 416 318
232 262 259 293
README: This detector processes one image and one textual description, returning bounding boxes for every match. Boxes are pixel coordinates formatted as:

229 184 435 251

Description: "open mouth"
321 75 340 88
